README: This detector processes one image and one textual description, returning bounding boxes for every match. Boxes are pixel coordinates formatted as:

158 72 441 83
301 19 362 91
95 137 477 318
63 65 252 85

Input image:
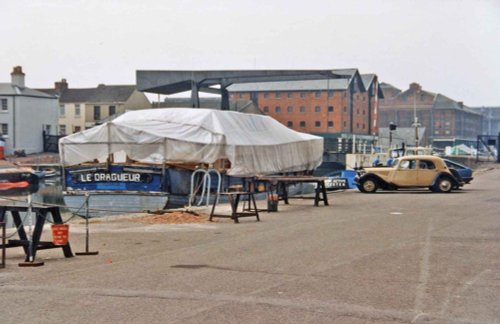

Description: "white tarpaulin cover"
59 108 324 176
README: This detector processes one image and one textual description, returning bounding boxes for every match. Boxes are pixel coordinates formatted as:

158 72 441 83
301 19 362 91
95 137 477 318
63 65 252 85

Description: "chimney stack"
55 78 68 93
409 82 422 92
11 66 25 88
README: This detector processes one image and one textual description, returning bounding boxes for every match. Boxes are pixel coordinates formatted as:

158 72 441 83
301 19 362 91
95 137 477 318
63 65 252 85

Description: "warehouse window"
287 106 293 113
328 121 334 128
299 121 306 127
287 121 293 127
315 121 321 128
315 106 321 113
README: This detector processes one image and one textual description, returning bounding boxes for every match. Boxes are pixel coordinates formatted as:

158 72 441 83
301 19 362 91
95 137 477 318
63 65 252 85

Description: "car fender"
432 172 461 187
358 173 390 189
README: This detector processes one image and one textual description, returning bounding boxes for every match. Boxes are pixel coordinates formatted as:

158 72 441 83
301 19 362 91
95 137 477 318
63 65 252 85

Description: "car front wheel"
359 178 378 193
433 177 453 193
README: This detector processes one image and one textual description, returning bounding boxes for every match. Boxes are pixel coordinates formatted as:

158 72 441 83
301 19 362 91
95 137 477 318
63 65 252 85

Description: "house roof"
37 85 137 103
228 79 351 92
380 82 401 91
0 83 56 98
432 93 462 109
361 74 375 89
228 68 365 92
361 74 384 98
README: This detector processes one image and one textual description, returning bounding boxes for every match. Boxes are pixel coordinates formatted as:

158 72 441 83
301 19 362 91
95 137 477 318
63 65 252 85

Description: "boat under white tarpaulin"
59 108 324 176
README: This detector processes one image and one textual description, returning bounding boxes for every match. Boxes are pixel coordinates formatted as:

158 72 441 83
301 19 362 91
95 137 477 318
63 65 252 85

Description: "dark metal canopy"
136 69 356 110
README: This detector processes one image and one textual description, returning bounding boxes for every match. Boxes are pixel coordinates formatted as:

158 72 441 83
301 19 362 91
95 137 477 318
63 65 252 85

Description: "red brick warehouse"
228 69 383 140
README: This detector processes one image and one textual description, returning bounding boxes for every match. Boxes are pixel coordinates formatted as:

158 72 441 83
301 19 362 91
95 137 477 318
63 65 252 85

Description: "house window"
315 121 321 128
328 106 334 112
59 105 65 116
300 106 306 113
299 121 306 127
1 99 7 111
263 106 269 113
287 121 293 127
275 92 281 99
287 106 293 113
275 106 281 113
59 125 66 135
287 92 293 98
94 106 101 120
1 123 8 135
74 126 81 133
75 104 81 116
300 92 306 98
328 121 334 128
315 91 321 98
315 106 321 113
109 105 116 116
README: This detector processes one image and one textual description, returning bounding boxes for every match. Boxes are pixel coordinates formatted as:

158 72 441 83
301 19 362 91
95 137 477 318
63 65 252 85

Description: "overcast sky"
1 0 499 106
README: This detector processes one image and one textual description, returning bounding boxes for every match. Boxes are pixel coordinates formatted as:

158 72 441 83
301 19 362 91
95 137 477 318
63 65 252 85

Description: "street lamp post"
389 122 397 151
413 91 421 148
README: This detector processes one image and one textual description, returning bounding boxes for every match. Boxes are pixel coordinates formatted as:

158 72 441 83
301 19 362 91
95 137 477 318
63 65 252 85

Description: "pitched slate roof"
227 68 364 92
361 74 375 89
361 74 384 98
228 79 351 92
58 85 137 103
37 84 137 103
0 83 56 98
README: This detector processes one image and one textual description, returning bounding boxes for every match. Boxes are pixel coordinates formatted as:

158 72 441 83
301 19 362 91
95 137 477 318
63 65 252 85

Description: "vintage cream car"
355 155 464 193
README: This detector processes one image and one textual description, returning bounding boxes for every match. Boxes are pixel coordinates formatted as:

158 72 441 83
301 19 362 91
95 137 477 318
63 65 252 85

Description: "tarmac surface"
1 166 499 323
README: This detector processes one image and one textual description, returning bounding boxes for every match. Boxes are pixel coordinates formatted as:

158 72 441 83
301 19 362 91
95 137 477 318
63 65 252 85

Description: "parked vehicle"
443 159 473 184
322 170 357 190
355 155 464 193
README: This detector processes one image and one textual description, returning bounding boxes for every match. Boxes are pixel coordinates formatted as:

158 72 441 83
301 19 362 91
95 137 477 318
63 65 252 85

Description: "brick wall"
230 88 373 136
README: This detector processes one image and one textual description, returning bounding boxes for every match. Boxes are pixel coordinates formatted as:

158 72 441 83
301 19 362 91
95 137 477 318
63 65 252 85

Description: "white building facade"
0 66 58 155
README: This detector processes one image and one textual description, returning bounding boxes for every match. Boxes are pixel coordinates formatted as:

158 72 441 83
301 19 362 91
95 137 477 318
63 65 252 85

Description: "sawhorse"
210 191 260 223
0 204 73 264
